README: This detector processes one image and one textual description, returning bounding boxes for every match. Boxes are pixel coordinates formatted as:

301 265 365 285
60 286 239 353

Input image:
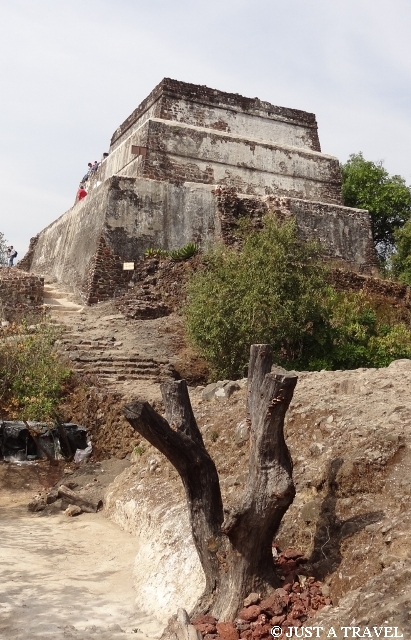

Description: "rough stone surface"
216 622 239 640
0 268 44 321
64 504 82 517
109 78 322 153
24 78 376 301
243 594 260 607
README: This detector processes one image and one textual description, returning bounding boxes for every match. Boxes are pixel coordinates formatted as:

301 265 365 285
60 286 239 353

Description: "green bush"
0 321 71 420
327 291 411 368
185 215 411 378
185 216 332 378
392 219 411 285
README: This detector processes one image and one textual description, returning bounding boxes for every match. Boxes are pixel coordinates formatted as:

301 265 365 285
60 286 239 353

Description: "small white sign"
123 262 135 271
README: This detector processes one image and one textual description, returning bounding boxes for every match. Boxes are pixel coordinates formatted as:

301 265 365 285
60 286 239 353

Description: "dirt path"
0 494 162 640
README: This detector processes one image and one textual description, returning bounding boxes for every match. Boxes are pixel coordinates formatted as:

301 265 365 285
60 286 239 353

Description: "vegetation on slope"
0 321 71 420
185 216 411 379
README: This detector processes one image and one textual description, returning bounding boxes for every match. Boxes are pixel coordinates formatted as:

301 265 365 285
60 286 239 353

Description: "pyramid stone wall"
24 79 377 302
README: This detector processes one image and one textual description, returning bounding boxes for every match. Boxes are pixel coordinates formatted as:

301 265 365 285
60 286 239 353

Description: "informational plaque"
123 262 135 271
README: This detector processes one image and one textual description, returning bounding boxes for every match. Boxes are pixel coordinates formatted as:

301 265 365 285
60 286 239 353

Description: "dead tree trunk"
123 344 297 622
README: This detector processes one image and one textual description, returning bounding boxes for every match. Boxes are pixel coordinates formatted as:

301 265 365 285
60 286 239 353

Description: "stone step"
67 353 164 364
97 372 170 381
73 362 161 373
74 368 169 381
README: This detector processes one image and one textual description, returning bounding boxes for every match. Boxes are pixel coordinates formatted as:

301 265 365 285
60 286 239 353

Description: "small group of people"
81 160 99 184
77 152 110 202
81 153 109 184
7 246 17 267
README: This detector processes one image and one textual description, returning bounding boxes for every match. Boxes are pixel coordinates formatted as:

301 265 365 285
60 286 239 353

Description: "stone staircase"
43 283 84 322
58 335 176 388
43 282 177 393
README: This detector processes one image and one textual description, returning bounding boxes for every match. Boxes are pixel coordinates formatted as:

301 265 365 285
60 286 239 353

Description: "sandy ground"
0 492 163 640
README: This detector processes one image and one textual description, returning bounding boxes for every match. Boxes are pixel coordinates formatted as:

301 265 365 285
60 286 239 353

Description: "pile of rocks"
191 548 331 640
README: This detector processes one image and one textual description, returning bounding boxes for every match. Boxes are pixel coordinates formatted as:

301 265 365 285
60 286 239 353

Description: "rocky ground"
2 267 411 638
105 360 411 636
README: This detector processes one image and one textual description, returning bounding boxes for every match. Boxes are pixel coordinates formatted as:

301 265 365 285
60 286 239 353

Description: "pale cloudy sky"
1 0 410 256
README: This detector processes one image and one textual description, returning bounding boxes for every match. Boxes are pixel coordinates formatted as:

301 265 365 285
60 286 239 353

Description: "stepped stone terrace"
21 78 376 302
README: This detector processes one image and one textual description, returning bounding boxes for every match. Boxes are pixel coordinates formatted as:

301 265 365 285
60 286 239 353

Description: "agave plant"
170 242 198 262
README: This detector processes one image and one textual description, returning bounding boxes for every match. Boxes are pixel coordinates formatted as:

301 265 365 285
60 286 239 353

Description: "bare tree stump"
123 344 297 621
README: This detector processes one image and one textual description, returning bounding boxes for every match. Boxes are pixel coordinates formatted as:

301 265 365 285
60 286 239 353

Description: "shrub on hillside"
327 290 411 369
0 321 71 420
185 216 411 378
185 216 333 378
392 219 411 285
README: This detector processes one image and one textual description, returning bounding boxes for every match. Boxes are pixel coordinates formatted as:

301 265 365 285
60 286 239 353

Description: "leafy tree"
341 153 411 258
392 219 411 285
185 216 333 378
185 216 411 378
0 231 8 266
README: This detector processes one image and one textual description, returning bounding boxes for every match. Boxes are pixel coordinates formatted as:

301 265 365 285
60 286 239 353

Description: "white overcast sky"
1 0 410 256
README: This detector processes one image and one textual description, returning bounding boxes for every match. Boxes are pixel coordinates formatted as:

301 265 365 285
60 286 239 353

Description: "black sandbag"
1 422 35 461
60 424 88 457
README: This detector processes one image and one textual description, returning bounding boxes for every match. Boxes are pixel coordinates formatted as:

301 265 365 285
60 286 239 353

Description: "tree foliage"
392 219 411 285
0 321 71 420
341 153 411 258
185 216 411 379
185 216 331 378
0 231 8 266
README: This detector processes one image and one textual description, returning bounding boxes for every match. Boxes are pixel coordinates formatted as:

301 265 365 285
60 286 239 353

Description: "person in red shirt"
77 185 87 201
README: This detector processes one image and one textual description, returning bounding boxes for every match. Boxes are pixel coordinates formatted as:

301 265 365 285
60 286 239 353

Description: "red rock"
282 572 299 586
281 548 304 560
195 623 217 636
235 619 250 632
192 615 218 626
240 631 253 640
283 617 302 628
275 588 288 598
270 615 286 625
277 558 298 572
251 624 272 638
216 622 239 640
238 606 261 622
260 593 284 617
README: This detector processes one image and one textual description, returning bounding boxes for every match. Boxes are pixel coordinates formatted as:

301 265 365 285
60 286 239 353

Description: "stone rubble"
191 548 331 640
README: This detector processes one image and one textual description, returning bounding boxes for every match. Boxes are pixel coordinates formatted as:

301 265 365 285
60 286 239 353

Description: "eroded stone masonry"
21 78 377 302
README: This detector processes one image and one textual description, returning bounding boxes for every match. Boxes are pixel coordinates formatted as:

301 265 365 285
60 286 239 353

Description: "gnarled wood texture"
123 344 297 621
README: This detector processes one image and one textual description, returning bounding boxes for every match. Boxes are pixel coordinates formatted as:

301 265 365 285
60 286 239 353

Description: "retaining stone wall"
83 236 133 304
331 269 411 308
0 268 44 321
215 188 377 273
132 119 341 203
